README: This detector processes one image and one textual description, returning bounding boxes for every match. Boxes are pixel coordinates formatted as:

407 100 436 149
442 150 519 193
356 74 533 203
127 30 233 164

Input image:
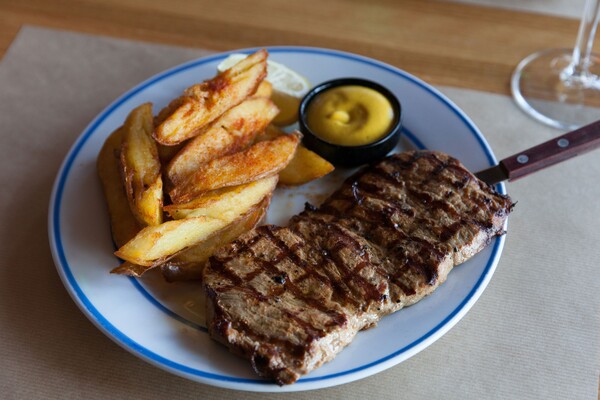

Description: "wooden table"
0 0 588 95
1 0 596 396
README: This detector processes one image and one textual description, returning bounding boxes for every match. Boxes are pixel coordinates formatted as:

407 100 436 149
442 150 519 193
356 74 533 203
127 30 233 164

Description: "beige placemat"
0 26 598 400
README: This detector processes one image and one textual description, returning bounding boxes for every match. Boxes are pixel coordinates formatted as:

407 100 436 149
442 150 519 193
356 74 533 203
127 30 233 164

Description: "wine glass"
511 0 600 130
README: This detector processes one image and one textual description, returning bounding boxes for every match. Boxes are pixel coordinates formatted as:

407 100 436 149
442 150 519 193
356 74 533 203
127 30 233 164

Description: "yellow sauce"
305 85 394 146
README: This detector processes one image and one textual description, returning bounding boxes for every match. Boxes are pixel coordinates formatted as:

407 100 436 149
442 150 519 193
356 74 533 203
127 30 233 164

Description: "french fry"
160 197 269 282
164 175 278 220
252 125 334 186
154 96 186 130
165 97 279 185
120 103 163 226
114 216 229 267
170 132 300 204
279 145 334 186
252 124 284 143
253 80 273 98
110 261 148 278
97 127 141 248
115 175 276 268
153 49 268 145
112 197 270 279
101 51 320 282
157 142 185 165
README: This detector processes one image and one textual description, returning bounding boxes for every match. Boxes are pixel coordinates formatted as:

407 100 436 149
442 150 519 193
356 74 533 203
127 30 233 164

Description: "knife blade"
475 164 509 186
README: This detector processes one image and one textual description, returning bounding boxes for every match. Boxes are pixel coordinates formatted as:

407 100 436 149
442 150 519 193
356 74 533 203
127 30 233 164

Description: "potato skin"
169 132 300 204
165 97 278 186
119 103 163 226
101 50 323 281
154 49 268 145
159 197 270 282
97 127 141 248
279 145 334 186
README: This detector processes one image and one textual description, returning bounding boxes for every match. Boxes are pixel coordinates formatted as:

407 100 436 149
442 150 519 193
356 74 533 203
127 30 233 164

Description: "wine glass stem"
570 0 600 77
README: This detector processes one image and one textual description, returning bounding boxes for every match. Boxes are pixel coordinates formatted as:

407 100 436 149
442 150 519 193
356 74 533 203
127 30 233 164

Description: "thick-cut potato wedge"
165 97 279 185
271 90 301 127
115 176 275 267
135 179 163 223
253 125 334 186
120 103 163 226
113 196 270 279
252 123 284 143
170 132 300 204
253 80 273 98
153 49 268 145
97 127 141 248
279 145 334 186
160 197 269 282
110 261 148 278
154 96 186 129
157 142 185 165
164 175 278 220
114 216 229 267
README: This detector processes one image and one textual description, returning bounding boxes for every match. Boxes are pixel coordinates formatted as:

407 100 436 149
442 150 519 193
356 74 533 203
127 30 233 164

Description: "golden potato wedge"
137 179 163 223
110 261 148 278
164 175 278 220
156 141 186 165
254 125 333 185
253 80 273 98
153 49 268 145
271 90 301 127
120 103 163 226
279 145 334 186
97 127 141 248
174 199 269 263
170 132 300 204
114 216 229 267
115 176 275 267
160 197 269 282
252 124 284 143
165 97 279 185
154 96 186 128
114 196 270 279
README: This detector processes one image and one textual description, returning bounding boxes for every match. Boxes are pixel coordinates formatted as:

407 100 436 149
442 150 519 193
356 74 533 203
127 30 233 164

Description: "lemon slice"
218 53 311 126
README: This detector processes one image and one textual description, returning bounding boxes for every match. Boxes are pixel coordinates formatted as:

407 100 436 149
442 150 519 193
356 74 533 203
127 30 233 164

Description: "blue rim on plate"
48 46 507 391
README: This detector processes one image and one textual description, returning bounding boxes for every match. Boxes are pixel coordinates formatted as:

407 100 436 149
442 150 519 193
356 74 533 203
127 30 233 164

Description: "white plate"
48 47 507 392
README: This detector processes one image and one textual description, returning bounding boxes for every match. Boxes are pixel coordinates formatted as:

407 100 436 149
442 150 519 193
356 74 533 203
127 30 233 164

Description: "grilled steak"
203 150 513 385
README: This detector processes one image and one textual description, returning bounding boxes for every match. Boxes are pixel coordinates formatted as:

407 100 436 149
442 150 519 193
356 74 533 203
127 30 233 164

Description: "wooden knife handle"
500 119 600 181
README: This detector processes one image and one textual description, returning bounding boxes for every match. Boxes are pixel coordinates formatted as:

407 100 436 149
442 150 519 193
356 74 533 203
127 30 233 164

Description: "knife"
475 119 600 185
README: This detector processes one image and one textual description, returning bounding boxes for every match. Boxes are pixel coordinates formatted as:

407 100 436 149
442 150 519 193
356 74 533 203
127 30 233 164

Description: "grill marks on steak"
203 150 513 385
205 225 356 384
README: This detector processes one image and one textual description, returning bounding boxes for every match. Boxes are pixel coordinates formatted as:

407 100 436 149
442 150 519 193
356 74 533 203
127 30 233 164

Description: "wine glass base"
511 48 600 130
